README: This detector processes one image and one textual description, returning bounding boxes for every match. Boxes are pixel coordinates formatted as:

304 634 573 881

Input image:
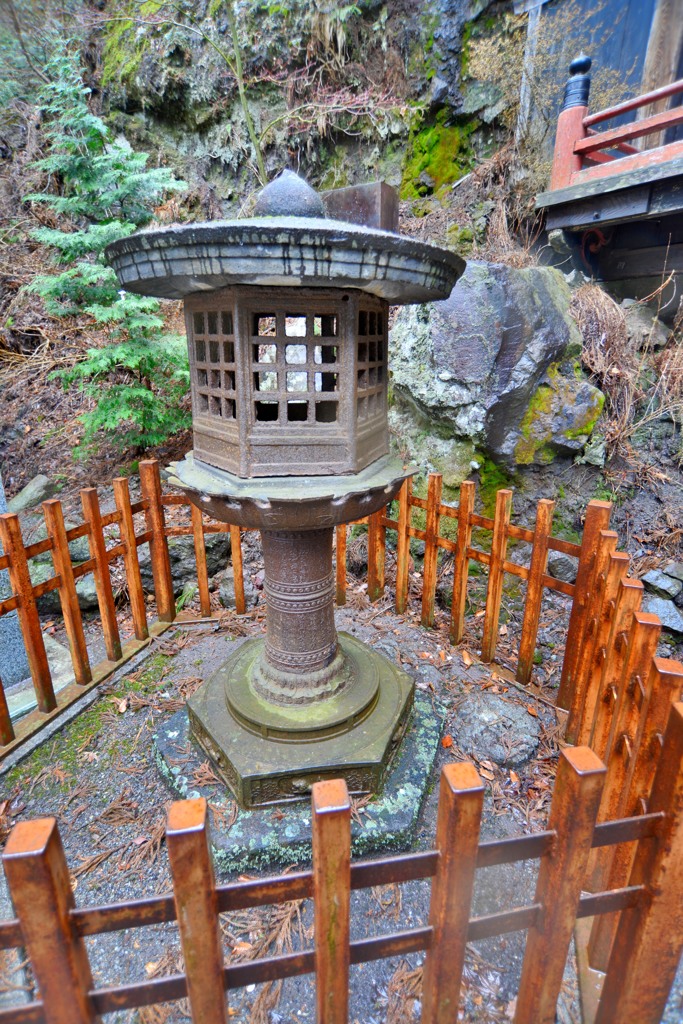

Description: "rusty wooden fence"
1 704 682 1024
0 461 606 757
337 476 606 683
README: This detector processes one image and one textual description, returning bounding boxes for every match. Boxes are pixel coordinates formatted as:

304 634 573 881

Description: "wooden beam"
571 141 683 186
536 155 683 210
575 105 683 155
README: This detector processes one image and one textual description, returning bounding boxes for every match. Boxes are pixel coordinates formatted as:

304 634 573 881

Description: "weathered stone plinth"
188 633 414 806
155 691 443 872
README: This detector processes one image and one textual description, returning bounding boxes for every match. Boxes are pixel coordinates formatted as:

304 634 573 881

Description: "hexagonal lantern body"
187 286 388 477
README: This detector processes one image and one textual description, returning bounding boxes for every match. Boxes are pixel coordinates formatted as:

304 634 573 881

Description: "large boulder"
19 517 92 565
29 562 99 614
390 261 604 469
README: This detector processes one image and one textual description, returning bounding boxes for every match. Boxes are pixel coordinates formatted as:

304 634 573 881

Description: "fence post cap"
442 761 484 794
561 745 605 776
168 797 208 834
3 817 56 858
312 778 350 814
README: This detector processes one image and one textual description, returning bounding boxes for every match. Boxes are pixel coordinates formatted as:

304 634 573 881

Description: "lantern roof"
105 170 465 303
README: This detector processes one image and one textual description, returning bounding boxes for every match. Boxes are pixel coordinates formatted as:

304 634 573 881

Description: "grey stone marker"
0 474 31 686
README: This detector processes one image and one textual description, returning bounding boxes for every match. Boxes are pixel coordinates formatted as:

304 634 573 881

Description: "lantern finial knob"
252 168 326 219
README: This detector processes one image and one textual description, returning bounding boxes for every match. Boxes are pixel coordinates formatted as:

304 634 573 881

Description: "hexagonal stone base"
154 692 444 873
186 632 414 807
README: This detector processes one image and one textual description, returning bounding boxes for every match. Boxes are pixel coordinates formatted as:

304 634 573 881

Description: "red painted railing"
550 55 683 191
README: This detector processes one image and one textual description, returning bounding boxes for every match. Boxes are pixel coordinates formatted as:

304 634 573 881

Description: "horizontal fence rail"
1 705 683 1024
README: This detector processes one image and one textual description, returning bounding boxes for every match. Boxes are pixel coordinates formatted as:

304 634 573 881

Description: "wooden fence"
0 461 604 757
1 463 683 1017
1 704 682 1024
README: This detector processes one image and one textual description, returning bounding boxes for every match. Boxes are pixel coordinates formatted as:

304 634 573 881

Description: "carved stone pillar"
255 528 344 704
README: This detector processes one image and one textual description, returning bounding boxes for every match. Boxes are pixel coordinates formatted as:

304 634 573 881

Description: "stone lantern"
106 172 463 807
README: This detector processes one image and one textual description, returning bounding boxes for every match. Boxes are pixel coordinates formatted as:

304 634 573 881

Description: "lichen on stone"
514 363 605 466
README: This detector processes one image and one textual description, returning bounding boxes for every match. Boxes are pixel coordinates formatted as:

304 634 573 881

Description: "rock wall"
389 261 604 473
98 0 507 211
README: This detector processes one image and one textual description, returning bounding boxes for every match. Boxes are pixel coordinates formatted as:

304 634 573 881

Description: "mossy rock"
400 109 478 200
514 364 605 466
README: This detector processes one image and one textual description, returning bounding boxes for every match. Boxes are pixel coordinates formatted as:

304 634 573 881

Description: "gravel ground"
0 556 680 1023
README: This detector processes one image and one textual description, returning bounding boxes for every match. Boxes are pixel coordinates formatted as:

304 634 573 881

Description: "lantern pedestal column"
254 527 343 704
174 454 415 808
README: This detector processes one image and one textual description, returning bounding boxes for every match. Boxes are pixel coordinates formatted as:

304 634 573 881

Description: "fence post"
564 530 618 743
81 487 122 662
367 508 386 602
3 818 96 1024
450 480 474 644
139 460 175 622
335 524 347 606
575 550 629 747
229 525 246 614
167 798 228 1024
481 488 512 663
514 747 605 1024
600 611 661 779
0 513 55 713
586 612 661 969
190 506 212 618
0 676 14 745
517 499 555 685
422 763 484 1024
312 779 351 1024
113 477 149 641
42 499 92 687
625 657 683 815
557 499 612 710
421 473 443 628
595 702 683 1024
395 479 411 614
588 579 644 760
550 55 592 189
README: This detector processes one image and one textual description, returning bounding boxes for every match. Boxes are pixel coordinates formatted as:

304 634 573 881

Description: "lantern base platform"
185 633 414 808
154 692 444 872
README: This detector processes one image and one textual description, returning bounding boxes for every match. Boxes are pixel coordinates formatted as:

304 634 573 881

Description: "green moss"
4 651 173 789
515 383 554 464
477 456 514 517
102 0 169 88
102 13 149 86
514 363 604 465
593 481 616 503
446 224 474 254
421 8 441 79
460 20 474 77
564 391 605 440
400 110 478 200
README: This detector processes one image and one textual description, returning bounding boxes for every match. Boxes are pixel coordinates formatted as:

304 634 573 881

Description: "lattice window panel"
356 306 386 422
251 311 341 426
193 310 236 421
